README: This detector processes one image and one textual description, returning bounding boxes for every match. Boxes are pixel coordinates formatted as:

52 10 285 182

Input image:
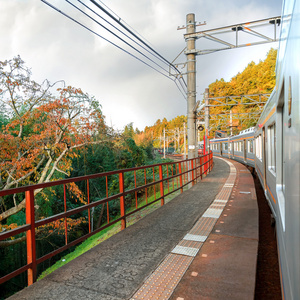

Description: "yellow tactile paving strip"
131 158 236 300
178 239 203 248
131 254 193 300
188 217 217 236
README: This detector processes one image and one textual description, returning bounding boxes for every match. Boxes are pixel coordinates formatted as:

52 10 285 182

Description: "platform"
8 158 258 300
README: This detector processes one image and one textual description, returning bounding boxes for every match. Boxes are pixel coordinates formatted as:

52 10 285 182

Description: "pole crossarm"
208 111 263 131
203 93 270 107
196 93 271 134
208 110 263 118
184 16 281 55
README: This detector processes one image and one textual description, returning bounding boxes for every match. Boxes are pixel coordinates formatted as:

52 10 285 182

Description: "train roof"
238 127 256 135
256 90 276 129
209 137 229 142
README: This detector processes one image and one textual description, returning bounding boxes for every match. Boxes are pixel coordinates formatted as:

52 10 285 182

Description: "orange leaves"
38 217 87 236
67 182 87 205
0 57 107 229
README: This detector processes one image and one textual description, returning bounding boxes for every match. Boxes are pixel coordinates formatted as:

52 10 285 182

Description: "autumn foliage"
0 56 106 229
208 48 277 134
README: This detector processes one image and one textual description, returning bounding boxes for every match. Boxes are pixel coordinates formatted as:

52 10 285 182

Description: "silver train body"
210 0 299 298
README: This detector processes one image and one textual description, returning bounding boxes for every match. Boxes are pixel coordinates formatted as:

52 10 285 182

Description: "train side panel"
274 0 300 297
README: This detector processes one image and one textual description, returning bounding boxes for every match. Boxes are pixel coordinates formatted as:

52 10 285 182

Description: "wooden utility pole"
186 13 197 159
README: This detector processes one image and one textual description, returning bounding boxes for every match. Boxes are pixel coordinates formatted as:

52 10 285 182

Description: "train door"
243 140 247 162
276 82 286 228
220 142 223 156
262 127 267 191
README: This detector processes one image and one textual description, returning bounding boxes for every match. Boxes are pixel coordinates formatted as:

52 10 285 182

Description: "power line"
41 0 175 82
41 0 187 97
98 0 155 49
77 0 173 73
89 0 184 78
74 0 172 75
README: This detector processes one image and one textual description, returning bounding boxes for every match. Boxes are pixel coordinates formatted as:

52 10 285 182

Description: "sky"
0 0 283 130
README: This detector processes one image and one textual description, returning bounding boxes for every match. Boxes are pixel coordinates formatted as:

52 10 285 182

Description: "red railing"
0 152 213 287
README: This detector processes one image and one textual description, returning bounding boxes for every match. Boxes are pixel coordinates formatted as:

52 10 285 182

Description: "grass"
38 181 189 280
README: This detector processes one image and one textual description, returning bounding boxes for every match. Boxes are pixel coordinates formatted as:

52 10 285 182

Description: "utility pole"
177 127 180 152
186 13 197 159
204 88 210 154
230 109 233 136
184 122 187 159
163 128 166 159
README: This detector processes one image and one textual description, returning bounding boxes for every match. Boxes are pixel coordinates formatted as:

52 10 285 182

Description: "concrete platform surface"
169 159 258 300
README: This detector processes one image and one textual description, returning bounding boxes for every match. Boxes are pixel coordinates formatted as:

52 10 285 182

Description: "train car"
230 127 255 167
209 137 229 158
254 91 277 216
209 128 255 166
210 0 299 298
255 0 299 298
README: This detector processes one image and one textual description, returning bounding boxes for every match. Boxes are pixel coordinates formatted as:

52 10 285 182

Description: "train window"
268 124 276 173
238 141 242 152
223 143 228 150
255 135 262 160
248 140 254 153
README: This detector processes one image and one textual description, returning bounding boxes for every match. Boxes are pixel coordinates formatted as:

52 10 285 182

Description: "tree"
0 56 106 236
208 48 277 135
123 122 135 138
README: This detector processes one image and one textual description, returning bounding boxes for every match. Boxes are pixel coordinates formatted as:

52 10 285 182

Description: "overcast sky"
0 0 282 130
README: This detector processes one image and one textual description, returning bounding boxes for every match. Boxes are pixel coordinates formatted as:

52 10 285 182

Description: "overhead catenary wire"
89 0 185 81
41 0 187 98
41 0 175 82
97 0 187 86
68 0 171 76
98 0 156 49
76 0 176 74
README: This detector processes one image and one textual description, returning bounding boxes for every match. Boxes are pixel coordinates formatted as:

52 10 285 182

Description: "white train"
209 0 299 299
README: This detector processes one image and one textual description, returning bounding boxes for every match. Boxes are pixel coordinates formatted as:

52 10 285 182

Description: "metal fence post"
200 156 203 180
159 165 164 206
25 189 37 286
87 179 91 233
178 162 183 193
63 184 68 245
119 172 126 230
191 159 195 185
